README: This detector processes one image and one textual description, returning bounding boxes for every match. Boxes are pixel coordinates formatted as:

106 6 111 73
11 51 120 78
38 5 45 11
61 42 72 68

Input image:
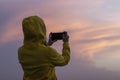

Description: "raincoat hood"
22 16 46 46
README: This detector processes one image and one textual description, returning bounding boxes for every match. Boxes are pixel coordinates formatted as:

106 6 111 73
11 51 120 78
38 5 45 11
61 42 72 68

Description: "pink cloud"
0 0 120 60
1 0 120 80
70 24 120 59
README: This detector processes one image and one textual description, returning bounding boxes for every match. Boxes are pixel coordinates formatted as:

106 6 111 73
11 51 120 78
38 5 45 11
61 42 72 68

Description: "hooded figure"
18 16 70 80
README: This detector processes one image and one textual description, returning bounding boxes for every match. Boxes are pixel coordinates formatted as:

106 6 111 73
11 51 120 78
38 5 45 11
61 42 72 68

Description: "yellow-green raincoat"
18 16 70 80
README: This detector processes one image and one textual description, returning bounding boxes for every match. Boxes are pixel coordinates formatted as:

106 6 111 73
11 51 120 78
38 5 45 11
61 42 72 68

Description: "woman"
18 16 70 80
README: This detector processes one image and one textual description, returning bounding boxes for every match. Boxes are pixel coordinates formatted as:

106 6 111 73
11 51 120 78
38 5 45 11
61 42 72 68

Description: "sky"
0 0 120 80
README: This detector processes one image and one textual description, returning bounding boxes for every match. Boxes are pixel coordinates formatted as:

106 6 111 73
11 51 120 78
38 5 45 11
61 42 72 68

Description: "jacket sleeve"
48 42 70 66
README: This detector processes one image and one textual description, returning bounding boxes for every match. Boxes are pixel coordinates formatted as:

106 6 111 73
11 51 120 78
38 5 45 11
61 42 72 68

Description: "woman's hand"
63 32 69 42
47 38 57 46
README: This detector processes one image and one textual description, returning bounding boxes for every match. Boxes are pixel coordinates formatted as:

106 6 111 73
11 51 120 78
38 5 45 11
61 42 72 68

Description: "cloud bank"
0 0 120 80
